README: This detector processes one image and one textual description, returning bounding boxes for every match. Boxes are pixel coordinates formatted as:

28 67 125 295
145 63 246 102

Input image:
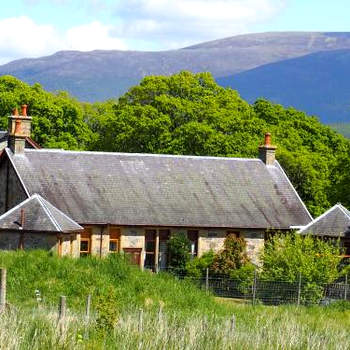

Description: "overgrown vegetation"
1 73 350 216
0 250 348 349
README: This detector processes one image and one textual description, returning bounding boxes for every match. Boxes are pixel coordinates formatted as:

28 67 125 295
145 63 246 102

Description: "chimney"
8 104 32 155
259 132 277 165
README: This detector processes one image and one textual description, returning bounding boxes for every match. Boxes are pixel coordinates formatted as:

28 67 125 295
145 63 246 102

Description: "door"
123 248 142 266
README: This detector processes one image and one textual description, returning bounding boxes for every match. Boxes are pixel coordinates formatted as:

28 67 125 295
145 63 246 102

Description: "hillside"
2 32 350 102
0 251 348 349
217 49 350 123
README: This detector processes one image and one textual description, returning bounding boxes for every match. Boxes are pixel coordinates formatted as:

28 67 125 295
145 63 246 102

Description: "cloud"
0 16 126 64
115 0 286 48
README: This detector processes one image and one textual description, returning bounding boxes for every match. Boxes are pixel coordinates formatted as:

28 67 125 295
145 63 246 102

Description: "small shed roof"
299 204 350 237
0 194 83 233
5 148 312 229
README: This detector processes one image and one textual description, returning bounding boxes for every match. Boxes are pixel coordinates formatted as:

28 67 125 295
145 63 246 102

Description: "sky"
0 0 349 64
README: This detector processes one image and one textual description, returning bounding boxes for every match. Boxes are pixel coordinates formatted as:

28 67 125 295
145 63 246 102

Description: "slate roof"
299 204 350 237
0 194 83 233
0 131 40 150
0 131 7 143
5 148 312 229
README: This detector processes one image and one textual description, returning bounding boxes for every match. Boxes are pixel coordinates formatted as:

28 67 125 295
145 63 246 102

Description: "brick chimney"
259 132 277 166
8 105 32 155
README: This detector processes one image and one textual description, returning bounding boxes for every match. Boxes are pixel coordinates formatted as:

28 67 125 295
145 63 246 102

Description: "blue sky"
0 0 349 64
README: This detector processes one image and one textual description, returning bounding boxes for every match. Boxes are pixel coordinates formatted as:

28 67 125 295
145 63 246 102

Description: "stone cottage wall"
0 157 28 214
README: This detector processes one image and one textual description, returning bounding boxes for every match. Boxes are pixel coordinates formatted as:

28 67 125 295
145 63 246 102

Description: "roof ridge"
0 195 34 222
38 196 83 230
20 148 262 162
298 204 345 233
36 195 61 231
337 203 350 218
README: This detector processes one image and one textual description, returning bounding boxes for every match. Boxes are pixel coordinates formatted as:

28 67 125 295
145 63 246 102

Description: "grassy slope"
0 251 349 349
0 250 224 315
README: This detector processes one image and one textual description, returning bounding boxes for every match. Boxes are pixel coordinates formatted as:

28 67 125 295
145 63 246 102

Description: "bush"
185 251 215 278
167 232 191 275
229 263 256 295
211 234 249 275
261 233 345 304
261 233 343 284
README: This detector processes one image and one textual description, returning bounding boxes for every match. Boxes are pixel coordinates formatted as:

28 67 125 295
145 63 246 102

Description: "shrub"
167 232 191 275
211 234 249 275
261 233 343 284
229 263 256 295
261 233 344 304
185 251 215 278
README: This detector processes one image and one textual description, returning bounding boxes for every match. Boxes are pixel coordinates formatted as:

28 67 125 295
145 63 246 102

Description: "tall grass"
0 304 349 349
0 251 348 349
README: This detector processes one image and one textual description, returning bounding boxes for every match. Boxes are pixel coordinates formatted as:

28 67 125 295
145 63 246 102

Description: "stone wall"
0 157 28 214
0 232 20 250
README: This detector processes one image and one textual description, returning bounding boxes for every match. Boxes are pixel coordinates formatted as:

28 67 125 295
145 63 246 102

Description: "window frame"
80 229 92 256
109 227 121 253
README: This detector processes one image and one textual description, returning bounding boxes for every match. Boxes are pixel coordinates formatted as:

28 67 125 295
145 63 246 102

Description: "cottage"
298 204 350 256
0 107 312 269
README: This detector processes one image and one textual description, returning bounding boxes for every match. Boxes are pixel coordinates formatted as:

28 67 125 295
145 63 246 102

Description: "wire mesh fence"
163 270 350 306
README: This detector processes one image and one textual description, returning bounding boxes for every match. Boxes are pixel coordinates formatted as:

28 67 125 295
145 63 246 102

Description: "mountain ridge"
1 31 350 122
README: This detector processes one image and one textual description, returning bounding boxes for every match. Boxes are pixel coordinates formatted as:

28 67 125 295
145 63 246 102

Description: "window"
144 229 156 269
80 229 92 257
158 229 170 270
187 230 198 258
109 227 121 253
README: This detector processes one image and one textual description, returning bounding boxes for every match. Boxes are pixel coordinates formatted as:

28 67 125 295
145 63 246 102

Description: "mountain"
217 49 350 123
2 32 350 103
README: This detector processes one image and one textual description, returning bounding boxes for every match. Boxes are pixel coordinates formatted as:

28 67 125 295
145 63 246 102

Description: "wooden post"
205 268 209 294
58 296 66 321
86 294 91 320
252 269 257 306
297 272 302 306
138 309 143 333
230 315 235 335
345 274 348 301
0 268 6 312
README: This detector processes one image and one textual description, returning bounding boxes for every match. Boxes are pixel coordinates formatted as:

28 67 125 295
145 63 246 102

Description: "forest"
0 72 349 217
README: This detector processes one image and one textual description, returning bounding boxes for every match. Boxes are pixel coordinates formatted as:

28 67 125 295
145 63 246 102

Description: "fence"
170 270 350 306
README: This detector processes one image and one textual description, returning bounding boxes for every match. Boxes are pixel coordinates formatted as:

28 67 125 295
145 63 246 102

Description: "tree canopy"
1 72 350 217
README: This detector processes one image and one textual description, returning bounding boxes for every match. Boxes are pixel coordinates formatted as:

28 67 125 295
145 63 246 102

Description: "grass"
0 251 349 349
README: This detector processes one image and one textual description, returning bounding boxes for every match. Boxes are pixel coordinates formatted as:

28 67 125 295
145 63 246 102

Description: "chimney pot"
264 132 271 146
21 104 27 117
12 108 19 116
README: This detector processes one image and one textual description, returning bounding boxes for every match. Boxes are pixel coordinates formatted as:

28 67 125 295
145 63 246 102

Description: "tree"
0 76 93 150
167 232 191 275
211 234 249 275
261 232 343 284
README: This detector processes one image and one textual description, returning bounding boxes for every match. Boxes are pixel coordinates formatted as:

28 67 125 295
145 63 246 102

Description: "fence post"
0 268 6 313
345 274 348 301
138 308 143 333
205 268 209 294
85 294 91 321
252 269 257 305
230 314 235 335
297 272 302 306
58 296 66 322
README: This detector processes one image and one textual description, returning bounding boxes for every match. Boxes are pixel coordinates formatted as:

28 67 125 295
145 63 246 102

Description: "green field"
0 251 349 349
